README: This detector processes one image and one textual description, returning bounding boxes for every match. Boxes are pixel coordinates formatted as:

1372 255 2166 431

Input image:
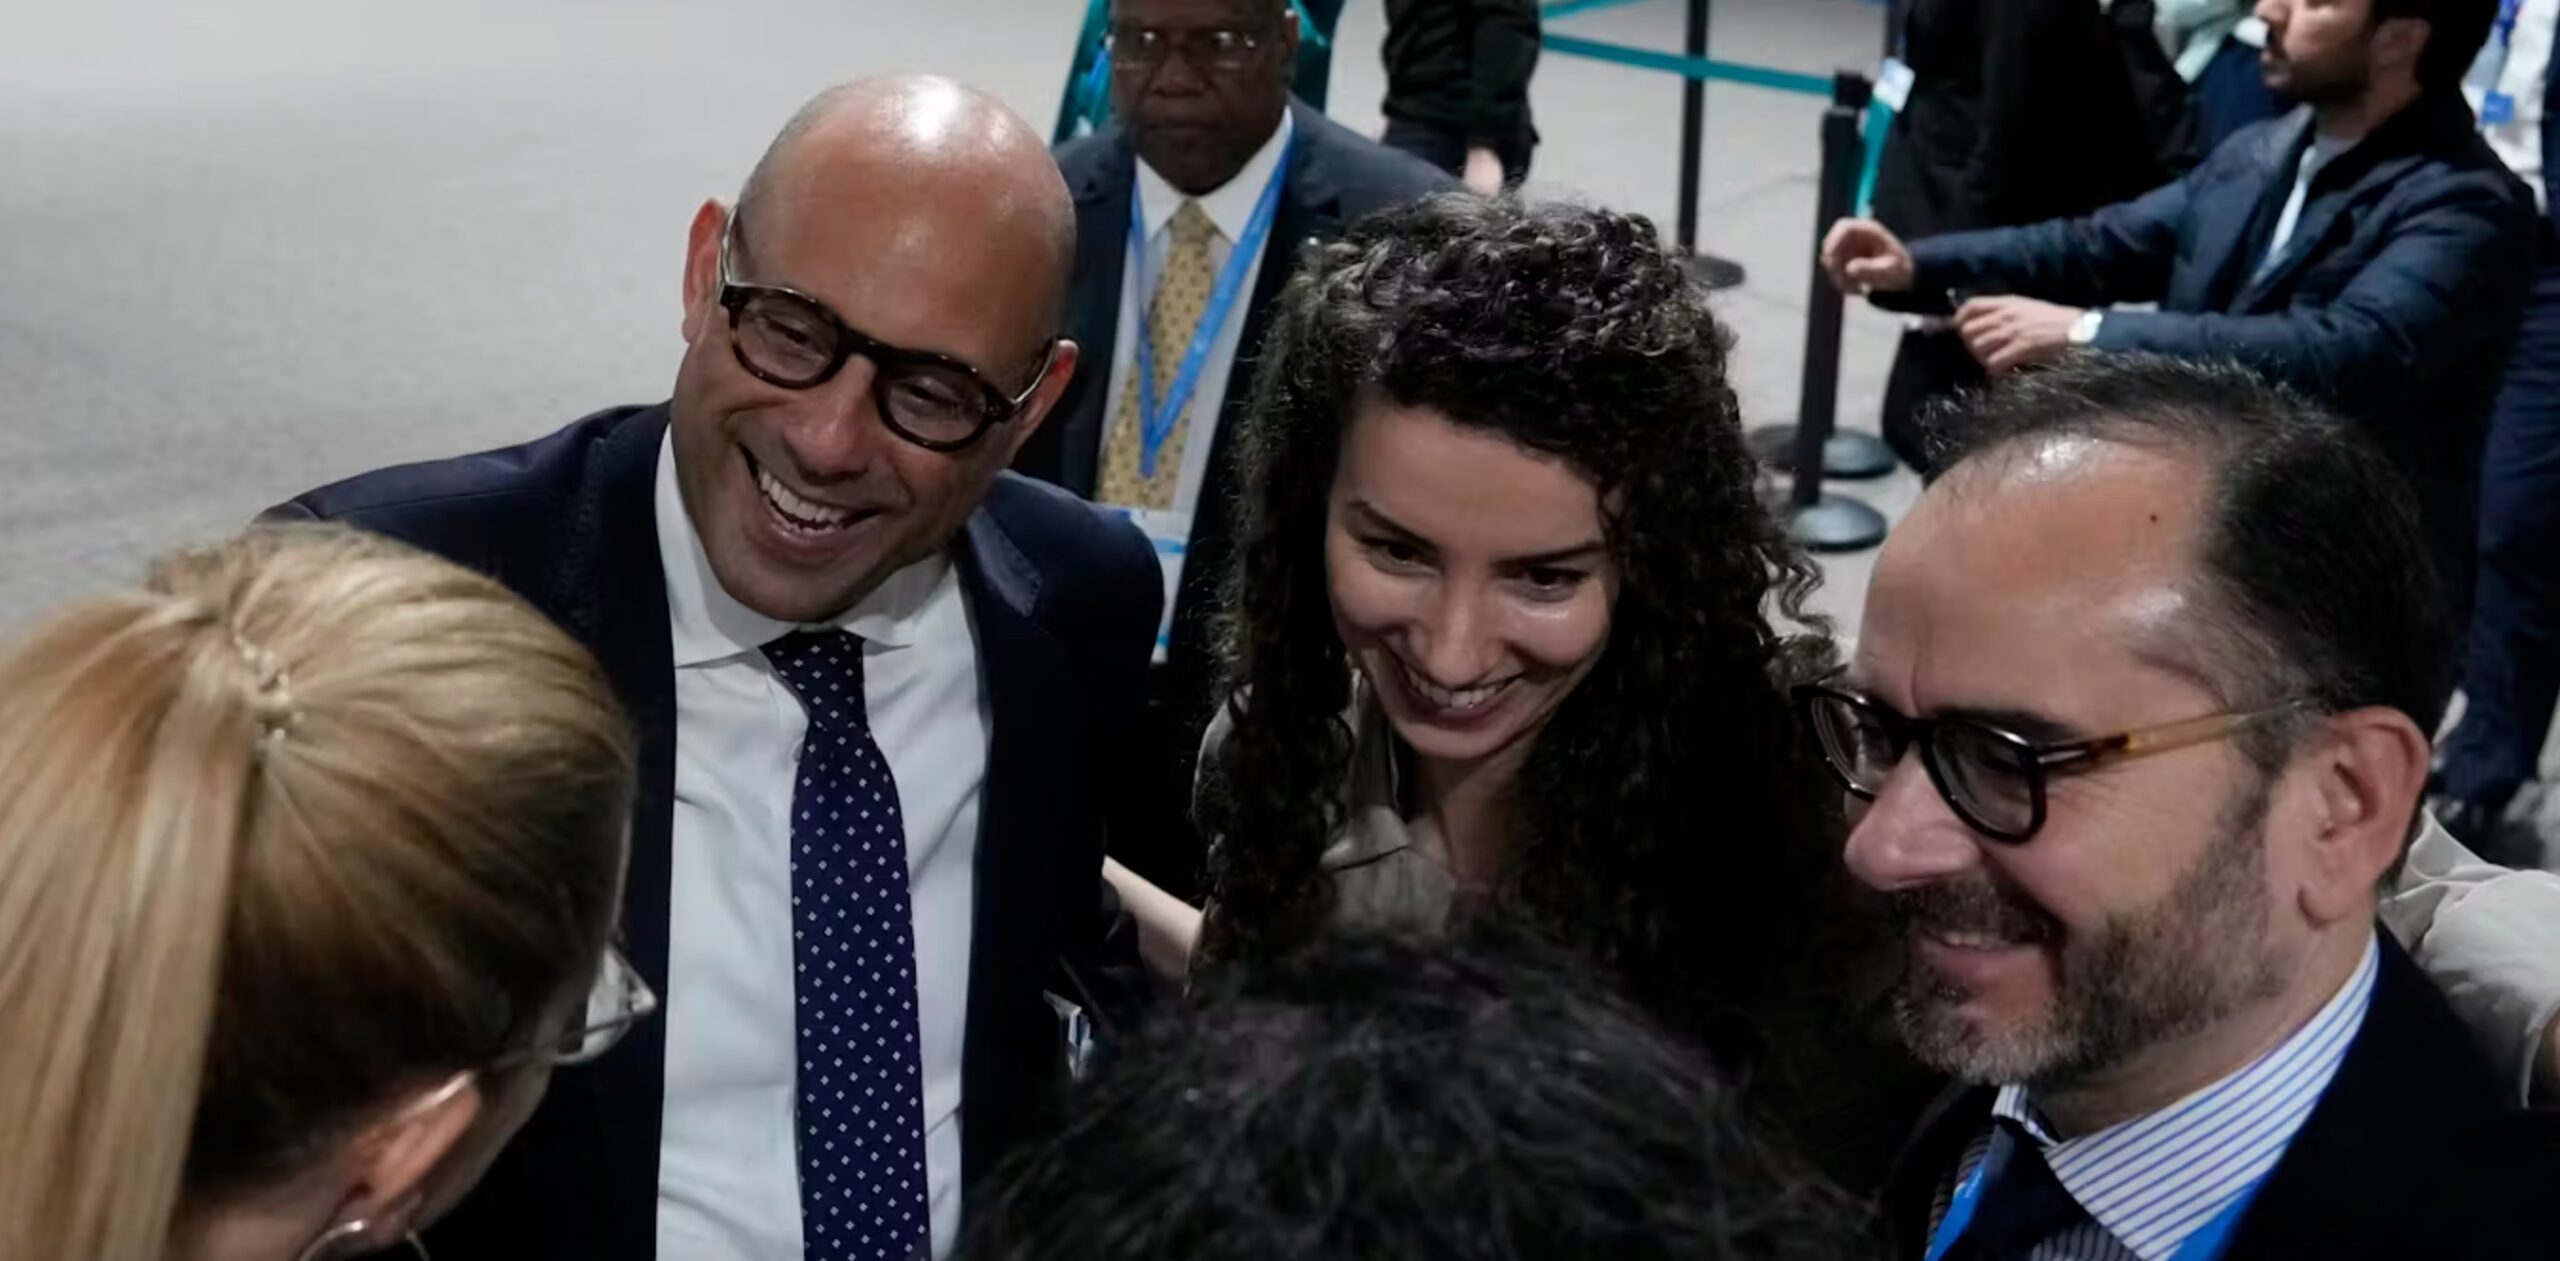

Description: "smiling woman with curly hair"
1103 194 1923 1184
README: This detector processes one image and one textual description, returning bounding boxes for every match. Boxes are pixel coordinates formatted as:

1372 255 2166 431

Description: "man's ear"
331 1073 485 1246
994 339 1082 466
2373 15 2433 82
680 199 730 344
2294 706 2432 925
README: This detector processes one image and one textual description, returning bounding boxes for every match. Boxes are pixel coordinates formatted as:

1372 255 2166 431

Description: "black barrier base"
1687 252 1747 291
1746 424 1897 480
1772 492 1891 554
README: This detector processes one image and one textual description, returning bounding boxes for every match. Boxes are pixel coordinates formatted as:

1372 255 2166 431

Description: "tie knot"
763 629 866 723
1170 198 1218 250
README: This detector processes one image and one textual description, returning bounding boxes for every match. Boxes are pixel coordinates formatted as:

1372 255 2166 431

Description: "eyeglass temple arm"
2034 703 2305 771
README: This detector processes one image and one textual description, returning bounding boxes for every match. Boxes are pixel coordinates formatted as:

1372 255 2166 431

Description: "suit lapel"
2231 95 2478 312
2197 109 2313 311
949 504 1075 1187
2234 153 2426 312
1879 1081 1993 1259
2222 937 2508 1257
1052 134 1138 498
549 404 678 1261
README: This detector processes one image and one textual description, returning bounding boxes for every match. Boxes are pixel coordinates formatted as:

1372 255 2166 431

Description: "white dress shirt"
652 432 984 1260
1096 109 1296 515
2255 132 2354 281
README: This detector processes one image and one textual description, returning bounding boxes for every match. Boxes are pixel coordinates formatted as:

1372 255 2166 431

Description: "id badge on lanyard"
1106 506 1191 665
1876 57 1916 113
2479 0 2526 124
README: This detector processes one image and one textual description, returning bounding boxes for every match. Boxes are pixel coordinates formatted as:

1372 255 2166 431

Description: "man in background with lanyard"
2438 0 2560 864
1835 357 2560 1261
1025 0 1449 901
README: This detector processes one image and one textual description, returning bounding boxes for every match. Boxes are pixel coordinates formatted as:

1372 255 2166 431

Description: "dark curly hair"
957 929 1884 1261
1196 194 1862 1063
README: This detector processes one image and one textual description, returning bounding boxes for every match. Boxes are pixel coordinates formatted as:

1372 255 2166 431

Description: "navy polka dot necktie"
764 630 932 1261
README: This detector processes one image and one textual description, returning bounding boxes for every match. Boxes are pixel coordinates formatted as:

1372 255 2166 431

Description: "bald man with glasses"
269 77 1158 1261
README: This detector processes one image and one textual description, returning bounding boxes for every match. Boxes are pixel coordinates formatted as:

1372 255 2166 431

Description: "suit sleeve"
1069 513 1171 1036
2085 175 2536 405
2382 822 2560 1102
1096 518 1169 848
1464 0 1541 147
1904 174 2191 313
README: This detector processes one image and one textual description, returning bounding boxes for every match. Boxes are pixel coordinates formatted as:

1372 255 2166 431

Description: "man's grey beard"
1888 774 2291 1089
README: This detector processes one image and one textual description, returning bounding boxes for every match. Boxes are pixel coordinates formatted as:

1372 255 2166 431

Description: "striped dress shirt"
1931 935 2381 1260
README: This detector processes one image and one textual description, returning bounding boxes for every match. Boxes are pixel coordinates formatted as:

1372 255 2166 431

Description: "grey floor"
6 0 2547 853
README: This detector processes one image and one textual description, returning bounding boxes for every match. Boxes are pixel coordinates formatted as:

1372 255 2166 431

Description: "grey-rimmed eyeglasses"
493 944 658 1069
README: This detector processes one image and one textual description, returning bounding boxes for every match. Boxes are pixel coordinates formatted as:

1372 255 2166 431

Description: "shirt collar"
1332 673 1410 857
1991 933 2381 1261
653 428 951 667
1134 109 1295 244
2302 131 2355 172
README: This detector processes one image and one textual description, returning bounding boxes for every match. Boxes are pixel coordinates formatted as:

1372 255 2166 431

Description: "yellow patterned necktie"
1099 198 1221 510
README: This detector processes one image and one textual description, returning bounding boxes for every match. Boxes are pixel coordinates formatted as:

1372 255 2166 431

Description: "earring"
292 1220 432 1261
293 1219 369 1261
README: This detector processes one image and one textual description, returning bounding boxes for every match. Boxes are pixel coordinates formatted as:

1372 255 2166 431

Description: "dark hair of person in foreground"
956 929 1885 1261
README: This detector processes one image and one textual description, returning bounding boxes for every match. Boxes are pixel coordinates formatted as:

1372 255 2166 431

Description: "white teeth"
1399 661 1511 713
1931 929 2021 951
758 467 852 529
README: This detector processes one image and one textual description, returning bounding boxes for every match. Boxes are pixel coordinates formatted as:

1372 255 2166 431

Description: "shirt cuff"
2067 310 2106 345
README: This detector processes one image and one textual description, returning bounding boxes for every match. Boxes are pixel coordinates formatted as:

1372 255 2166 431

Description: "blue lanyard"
1923 1127 2271 1261
1128 132 1293 480
1921 1150 1994 1261
2499 0 2524 45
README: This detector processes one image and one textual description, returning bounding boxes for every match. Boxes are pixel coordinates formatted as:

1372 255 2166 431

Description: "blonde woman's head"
0 526 635 1261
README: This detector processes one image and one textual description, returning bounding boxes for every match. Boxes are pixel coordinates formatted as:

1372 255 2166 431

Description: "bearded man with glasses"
1826 354 2560 1260
267 77 1161 1261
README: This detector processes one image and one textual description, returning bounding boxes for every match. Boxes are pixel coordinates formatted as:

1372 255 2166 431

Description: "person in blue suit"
1825 0 2537 623
2439 0 2560 857
266 76 1158 1261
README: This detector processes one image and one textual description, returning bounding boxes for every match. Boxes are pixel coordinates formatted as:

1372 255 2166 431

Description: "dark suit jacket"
1380 0 1543 155
267 403 1161 1261
1016 99 1451 896
1881 934 2560 1259
1902 92 2540 610
1872 0 2168 242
